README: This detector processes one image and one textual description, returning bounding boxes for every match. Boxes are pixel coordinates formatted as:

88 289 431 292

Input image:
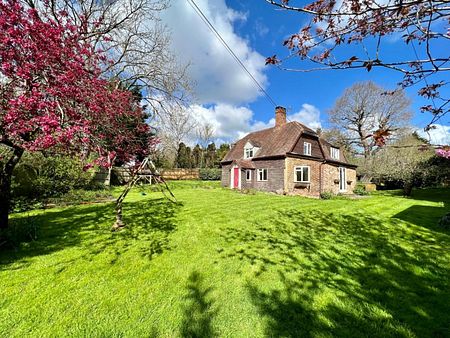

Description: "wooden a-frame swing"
112 157 177 231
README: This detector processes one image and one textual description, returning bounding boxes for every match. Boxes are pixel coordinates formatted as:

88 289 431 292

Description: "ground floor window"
257 168 268 181
246 169 252 181
294 166 310 182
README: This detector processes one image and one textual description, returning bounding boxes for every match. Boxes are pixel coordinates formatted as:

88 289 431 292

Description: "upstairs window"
244 141 259 159
294 166 310 183
331 147 340 160
244 147 254 159
257 168 268 181
303 142 312 156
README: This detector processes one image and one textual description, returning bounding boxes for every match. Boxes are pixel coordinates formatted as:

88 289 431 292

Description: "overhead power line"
187 0 278 107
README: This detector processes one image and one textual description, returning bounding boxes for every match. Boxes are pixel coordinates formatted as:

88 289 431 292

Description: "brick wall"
322 164 356 194
284 157 322 197
285 157 356 196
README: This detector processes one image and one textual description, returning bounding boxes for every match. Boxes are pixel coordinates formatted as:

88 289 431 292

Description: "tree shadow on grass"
0 198 182 269
392 188 449 234
180 271 217 338
220 210 450 337
408 188 450 205
393 205 449 234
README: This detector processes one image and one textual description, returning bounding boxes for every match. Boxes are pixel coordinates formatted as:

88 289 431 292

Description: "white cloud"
418 124 450 145
161 0 268 105
288 104 322 130
188 103 322 143
190 103 254 141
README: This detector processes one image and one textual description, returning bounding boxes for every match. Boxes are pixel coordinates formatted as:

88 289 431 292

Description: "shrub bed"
199 168 221 180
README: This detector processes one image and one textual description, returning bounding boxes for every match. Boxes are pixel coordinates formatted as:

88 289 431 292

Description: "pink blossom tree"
0 0 153 228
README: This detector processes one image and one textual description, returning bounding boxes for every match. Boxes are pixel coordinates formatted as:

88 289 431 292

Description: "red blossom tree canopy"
0 0 154 166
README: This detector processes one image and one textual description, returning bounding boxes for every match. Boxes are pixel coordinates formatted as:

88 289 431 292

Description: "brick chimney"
275 106 286 127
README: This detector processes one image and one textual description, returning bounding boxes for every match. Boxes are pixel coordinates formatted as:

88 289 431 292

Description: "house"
220 106 357 197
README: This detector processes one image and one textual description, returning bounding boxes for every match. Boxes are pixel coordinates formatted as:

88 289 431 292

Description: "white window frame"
303 142 312 156
246 169 252 181
331 147 340 160
257 168 268 181
294 166 310 183
244 147 254 159
339 167 347 192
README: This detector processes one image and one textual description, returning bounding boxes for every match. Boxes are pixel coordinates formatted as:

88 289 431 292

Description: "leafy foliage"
12 153 93 199
0 0 155 227
199 168 221 181
353 184 369 196
0 0 152 162
369 134 435 195
320 191 334 199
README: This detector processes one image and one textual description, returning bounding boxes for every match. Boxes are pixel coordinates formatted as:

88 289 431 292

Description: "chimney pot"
275 106 286 127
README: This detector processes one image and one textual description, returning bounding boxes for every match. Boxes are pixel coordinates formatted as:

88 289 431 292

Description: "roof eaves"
325 159 358 168
252 154 286 161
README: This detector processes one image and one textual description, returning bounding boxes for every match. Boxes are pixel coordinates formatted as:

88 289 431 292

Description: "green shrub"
10 152 96 211
10 197 44 213
199 168 221 181
320 191 334 200
1 216 40 249
12 152 93 200
354 184 369 196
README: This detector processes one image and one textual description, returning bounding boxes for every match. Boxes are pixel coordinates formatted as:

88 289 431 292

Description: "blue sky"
161 0 449 145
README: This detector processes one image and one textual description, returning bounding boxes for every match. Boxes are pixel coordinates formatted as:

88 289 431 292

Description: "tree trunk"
403 181 413 196
0 146 24 229
360 137 371 159
104 166 112 186
0 176 12 230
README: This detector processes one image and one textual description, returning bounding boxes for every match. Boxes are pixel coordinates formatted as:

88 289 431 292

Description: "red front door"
233 167 239 188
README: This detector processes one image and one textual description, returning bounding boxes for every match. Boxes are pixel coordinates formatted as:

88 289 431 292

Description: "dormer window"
331 147 340 160
244 141 259 159
245 147 254 159
303 142 311 156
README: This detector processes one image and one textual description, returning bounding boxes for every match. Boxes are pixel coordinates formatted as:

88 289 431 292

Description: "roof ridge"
244 121 305 138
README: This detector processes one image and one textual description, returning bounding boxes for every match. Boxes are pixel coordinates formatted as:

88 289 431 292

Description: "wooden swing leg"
112 204 125 230
111 176 138 231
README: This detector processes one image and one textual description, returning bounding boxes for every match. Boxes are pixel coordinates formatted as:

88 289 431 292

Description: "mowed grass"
1 182 449 337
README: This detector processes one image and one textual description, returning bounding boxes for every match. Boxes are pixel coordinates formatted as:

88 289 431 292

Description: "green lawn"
1 182 449 337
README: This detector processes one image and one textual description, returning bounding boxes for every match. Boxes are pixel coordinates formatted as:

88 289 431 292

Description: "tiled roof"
232 159 255 169
318 138 350 163
222 121 312 162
